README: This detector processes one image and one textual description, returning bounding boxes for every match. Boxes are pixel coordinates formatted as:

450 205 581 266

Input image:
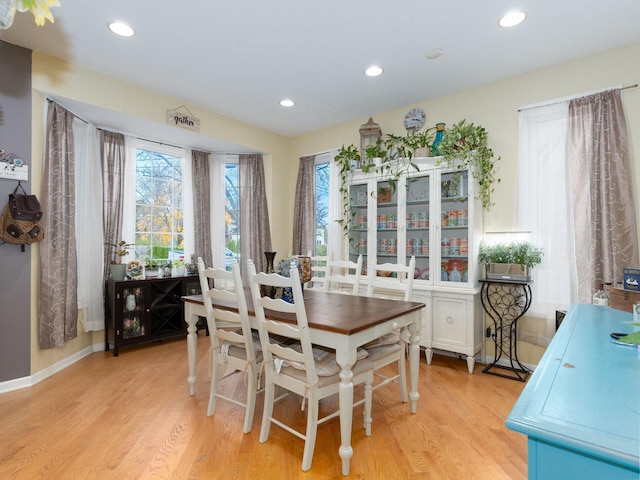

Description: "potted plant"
363 140 388 169
172 258 186 277
478 240 544 281
105 240 134 281
435 119 501 209
145 258 161 278
402 126 437 158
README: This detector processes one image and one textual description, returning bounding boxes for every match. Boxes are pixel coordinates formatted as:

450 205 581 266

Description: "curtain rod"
518 83 637 112
300 147 340 159
46 98 89 124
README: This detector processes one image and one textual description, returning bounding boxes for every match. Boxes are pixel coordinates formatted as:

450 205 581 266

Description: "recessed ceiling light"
280 99 295 107
425 48 444 60
108 22 135 37
499 11 526 28
364 65 384 77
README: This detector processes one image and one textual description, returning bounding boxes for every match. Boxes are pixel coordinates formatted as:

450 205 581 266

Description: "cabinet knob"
446 316 453 324
146 309 150 313
392 321 399 331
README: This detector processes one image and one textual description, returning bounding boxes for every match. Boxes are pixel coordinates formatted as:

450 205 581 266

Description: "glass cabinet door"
375 179 399 268
406 174 431 281
439 170 470 284
348 182 369 272
120 286 146 339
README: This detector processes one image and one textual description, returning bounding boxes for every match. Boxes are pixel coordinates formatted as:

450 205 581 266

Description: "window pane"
315 161 329 255
225 163 241 268
135 147 183 267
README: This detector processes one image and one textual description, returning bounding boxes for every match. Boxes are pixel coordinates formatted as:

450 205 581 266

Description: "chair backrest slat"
307 251 332 289
323 254 363 295
198 258 254 354
367 256 416 301
248 259 318 385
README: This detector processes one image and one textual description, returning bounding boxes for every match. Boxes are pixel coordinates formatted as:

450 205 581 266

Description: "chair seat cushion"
281 357 374 386
286 346 369 377
363 332 400 349
230 328 262 351
363 342 403 363
224 343 263 363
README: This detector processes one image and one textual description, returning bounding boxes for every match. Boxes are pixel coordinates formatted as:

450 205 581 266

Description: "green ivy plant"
435 119 500 209
334 138 420 242
334 144 361 242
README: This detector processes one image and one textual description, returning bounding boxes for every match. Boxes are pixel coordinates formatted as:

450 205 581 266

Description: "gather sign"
166 108 200 133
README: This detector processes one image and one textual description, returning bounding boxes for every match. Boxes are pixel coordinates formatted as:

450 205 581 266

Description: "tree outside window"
135 147 184 267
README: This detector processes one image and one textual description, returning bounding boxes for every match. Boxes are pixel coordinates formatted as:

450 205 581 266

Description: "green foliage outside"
226 239 240 253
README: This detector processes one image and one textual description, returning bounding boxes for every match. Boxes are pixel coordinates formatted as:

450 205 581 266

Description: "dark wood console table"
479 279 532 381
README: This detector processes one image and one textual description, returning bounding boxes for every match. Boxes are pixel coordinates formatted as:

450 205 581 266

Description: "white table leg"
185 303 199 396
408 311 421 414
338 364 354 476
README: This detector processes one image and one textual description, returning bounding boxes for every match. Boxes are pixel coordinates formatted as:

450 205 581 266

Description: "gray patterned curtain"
39 101 77 348
101 130 126 283
192 149 213 268
239 154 272 278
569 89 639 302
292 155 316 256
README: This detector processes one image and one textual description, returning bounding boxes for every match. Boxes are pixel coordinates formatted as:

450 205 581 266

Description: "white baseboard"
0 342 104 394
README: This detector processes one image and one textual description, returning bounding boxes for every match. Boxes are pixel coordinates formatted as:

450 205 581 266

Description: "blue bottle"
431 123 446 156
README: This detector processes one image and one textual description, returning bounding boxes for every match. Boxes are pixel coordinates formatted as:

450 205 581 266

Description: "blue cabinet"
506 303 640 479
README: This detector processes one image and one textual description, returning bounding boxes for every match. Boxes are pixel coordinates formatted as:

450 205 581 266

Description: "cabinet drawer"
432 296 467 347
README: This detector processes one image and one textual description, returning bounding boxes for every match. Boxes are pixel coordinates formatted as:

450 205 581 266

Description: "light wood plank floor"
0 334 528 479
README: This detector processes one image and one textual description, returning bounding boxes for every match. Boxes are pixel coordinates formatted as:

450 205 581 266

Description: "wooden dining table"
183 289 425 476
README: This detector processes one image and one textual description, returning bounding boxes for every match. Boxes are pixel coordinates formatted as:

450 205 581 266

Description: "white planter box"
485 263 531 281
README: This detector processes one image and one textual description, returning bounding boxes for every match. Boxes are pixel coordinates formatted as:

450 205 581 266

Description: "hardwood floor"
0 334 528 479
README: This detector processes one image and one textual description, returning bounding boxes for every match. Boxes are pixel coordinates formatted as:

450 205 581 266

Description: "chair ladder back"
308 251 332 289
198 258 253 347
323 254 363 295
248 259 317 384
367 256 416 301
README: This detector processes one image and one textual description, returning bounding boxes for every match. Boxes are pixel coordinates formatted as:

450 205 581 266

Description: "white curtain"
518 101 572 340
211 154 228 269
73 120 105 332
327 149 342 259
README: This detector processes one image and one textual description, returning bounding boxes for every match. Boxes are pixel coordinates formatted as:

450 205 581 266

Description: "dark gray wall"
0 41 32 382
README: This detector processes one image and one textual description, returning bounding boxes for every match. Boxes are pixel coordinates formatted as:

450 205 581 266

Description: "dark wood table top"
183 289 425 335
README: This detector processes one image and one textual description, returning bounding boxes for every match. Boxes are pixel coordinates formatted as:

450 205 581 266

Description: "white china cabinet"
346 157 484 373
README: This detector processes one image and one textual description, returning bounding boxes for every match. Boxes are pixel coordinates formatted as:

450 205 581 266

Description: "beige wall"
27 42 640 374
291 42 640 238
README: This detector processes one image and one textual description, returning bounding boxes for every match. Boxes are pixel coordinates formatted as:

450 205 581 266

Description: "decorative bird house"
359 117 382 161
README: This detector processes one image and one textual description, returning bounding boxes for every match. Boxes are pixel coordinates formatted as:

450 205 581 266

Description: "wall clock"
404 108 425 131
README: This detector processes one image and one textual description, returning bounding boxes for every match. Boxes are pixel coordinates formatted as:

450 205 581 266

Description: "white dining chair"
305 251 333 291
197 257 263 434
322 254 363 295
247 259 374 472
365 256 416 403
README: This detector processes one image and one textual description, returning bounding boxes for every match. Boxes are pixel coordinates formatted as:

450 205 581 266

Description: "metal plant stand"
480 279 532 381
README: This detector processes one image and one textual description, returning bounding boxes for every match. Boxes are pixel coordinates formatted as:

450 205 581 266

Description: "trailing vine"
435 119 500 209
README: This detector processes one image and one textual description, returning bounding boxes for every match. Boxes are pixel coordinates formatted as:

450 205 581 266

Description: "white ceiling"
1 0 640 152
